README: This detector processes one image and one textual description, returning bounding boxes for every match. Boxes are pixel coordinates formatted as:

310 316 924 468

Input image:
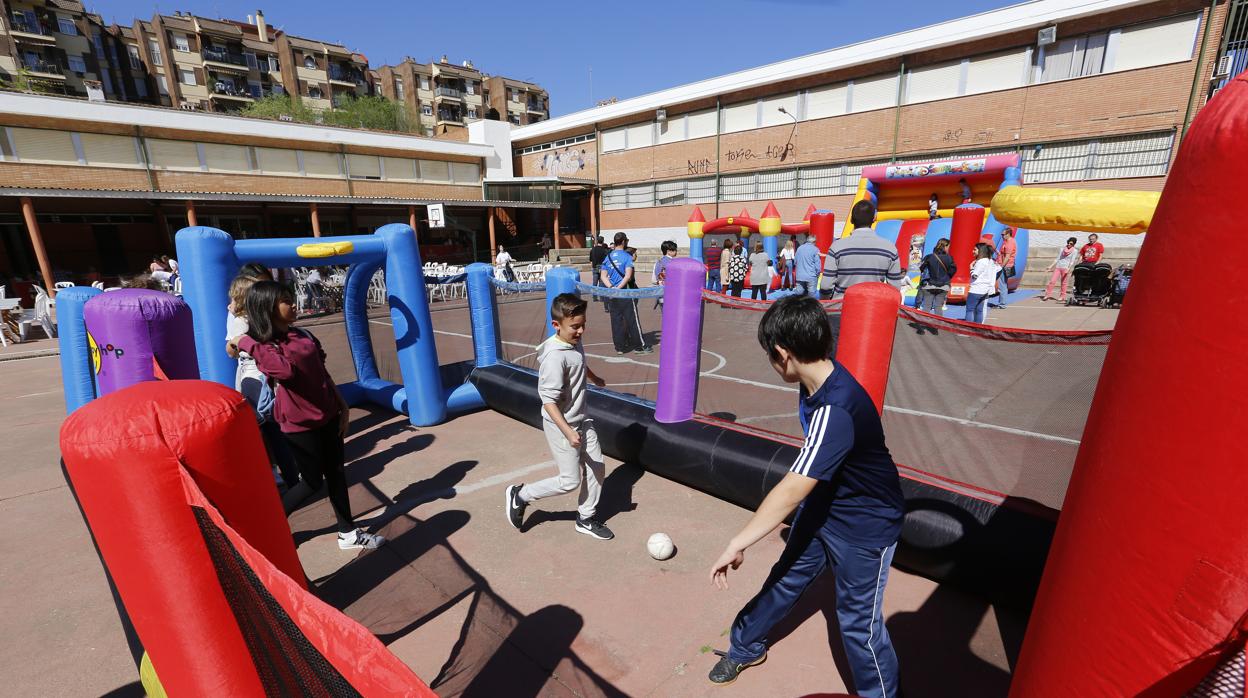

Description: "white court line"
371 320 1078 445
382 459 556 511
881 405 1081 445
15 389 59 399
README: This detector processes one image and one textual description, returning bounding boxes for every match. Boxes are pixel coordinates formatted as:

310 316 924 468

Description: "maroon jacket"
238 328 340 433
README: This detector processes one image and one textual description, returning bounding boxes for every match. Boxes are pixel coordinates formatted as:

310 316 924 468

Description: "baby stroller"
1106 264 1132 308
1067 262 1113 306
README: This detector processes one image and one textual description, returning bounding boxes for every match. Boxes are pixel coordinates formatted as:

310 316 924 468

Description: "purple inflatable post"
83 289 200 397
655 258 705 423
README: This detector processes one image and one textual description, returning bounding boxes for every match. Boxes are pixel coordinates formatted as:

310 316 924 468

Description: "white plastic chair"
91 281 104 290
16 286 56 341
54 281 74 290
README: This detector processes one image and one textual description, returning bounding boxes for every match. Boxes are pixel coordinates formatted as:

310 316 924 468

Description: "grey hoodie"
537 334 587 426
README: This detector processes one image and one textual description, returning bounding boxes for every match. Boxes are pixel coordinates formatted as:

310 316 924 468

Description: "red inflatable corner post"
60 380 433 697
1010 76 1248 696
834 282 900 414
810 212 836 279
946 204 985 303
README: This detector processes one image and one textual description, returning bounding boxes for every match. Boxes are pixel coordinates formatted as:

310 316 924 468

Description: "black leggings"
751 284 768 300
281 421 354 533
730 280 745 297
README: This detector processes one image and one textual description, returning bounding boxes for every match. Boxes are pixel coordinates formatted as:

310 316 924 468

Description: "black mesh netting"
495 284 663 401
694 297 1110 512
193 506 361 697
1187 645 1246 698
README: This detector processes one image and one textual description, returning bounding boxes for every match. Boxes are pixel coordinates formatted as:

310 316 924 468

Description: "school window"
67 55 87 73
1040 32 1109 82
173 34 189 52
244 52 258 69
267 56 280 72
179 67 195 85
57 16 76 35
148 39 162 65
421 104 432 116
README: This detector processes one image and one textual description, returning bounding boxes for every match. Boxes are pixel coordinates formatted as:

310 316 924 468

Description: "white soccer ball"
647 532 675 560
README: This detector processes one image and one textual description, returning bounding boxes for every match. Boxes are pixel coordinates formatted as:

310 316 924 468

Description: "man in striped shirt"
708 296 904 696
821 201 904 298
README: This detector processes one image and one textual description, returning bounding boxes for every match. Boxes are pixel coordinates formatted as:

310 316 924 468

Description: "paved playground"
0 293 1115 697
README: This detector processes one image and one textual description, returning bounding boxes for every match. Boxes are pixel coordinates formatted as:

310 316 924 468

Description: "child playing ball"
505 293 613 540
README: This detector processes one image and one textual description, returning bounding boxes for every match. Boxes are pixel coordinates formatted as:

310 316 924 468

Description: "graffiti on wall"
536 147 595 177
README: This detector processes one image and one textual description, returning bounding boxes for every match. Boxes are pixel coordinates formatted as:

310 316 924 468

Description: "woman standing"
780 239 797 289
231 281 385 551
726 240 749 298
917 238 956 314
748 243 771 300
1042 237 1080 302
720 239 735 294
965 243 999 323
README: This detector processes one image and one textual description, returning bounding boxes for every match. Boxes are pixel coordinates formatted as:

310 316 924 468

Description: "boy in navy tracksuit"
708 295 904 697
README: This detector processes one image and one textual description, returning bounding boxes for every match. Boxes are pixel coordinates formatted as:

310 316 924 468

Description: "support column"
408 205 418 231
655 258 705 423
487 207 497 255
835 282 901 414
310 202 322 237
349 204 358 235
589 189 598 237
552 206 561 251
184 200 198 227
20 197 56 297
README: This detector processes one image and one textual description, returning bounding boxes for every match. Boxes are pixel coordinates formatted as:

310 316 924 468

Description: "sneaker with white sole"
338 529 385 550
505 484 527 530
574 517 614 540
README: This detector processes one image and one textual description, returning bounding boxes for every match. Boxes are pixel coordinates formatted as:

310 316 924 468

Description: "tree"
0 68 55 94
238 93 315 123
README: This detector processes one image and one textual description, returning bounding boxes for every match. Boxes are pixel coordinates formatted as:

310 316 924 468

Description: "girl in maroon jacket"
231 281 384 551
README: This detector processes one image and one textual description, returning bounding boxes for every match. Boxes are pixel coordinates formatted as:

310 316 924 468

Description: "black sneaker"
505 484 527 530
574 517 614 540
707 651 767 685
633 346 654 355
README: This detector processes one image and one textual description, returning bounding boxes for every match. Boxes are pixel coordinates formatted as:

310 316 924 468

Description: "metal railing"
434 86 461 98
10 17 49 35
202 49 248 66
23 61 63 75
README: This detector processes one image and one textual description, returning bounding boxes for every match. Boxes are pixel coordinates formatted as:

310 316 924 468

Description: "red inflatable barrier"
60 380 433 697
1010 76 1248 695
834 282 900 414
947 204 985 303
810 212 836 279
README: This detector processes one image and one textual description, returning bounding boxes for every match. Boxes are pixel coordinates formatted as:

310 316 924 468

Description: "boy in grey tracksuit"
505 293 615 540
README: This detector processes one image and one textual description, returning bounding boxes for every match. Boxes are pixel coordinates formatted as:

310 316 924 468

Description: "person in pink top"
991 228 1018 308
231 280 385 551
1042 237 1080 302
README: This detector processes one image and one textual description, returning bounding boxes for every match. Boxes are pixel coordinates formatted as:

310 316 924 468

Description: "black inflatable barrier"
471 363 1056 596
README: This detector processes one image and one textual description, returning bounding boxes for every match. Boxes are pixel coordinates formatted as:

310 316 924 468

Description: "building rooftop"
511 0 1155 142
0 92 494 159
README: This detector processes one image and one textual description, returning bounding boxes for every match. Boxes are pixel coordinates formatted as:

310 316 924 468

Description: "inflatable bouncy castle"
847 154 1027 302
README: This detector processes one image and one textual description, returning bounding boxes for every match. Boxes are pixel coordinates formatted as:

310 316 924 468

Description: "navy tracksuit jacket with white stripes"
728 362 905 698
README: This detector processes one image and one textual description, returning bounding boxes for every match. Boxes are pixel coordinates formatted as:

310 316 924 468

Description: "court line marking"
369 320 1078 445
375 459 557 513
15 389 59 399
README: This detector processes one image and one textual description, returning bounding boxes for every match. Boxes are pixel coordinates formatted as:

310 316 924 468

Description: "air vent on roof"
1037 26 1056 46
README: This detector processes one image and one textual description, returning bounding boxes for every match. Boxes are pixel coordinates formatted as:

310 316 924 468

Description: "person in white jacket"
504 293 614 540
965 242 1000 323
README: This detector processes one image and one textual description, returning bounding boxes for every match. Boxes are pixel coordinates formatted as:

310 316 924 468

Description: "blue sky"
98 0 1016 116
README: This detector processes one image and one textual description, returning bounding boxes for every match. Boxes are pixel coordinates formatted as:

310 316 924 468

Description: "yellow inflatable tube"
991 187 1160 235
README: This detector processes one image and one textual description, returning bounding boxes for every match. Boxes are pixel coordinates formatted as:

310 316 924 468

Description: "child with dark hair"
708 295 903 695
965 242 999 323
230 280 384 551
505 293 612 540
653 241 678 309
928 193 940 220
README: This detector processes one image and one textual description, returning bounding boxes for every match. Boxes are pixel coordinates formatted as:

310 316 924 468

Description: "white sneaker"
338 529 385 550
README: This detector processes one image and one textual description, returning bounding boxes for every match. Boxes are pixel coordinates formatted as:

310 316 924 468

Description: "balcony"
22 61 66 79
328 65 365 86
436 110 463 125
526 102 547 114
202 48 249 73
209 81 253 101
9 17 56 44
434 86 462 100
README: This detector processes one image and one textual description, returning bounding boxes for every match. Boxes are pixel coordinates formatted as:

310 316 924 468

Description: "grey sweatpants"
519 419 605 519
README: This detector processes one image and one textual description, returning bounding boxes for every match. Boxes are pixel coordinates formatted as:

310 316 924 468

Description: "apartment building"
0 91 556 295
129 10 368 114
0 0 112 97
485 75 548 126
508 0 1238 251
375 55 491 138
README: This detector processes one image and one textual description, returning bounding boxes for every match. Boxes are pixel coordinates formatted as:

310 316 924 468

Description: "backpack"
728 253 748 283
